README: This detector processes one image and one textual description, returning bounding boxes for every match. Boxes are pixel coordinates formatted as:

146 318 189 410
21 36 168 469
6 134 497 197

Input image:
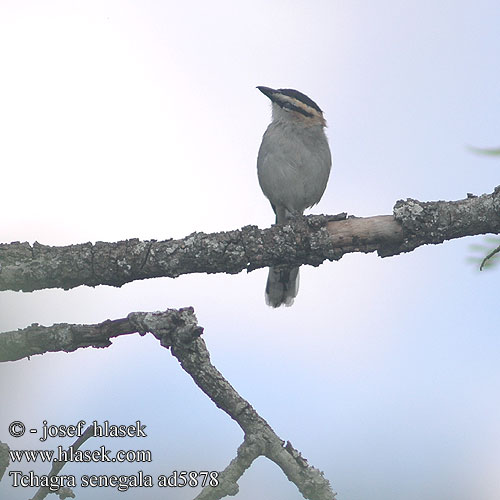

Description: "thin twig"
480 244 500 270
30 425 94 500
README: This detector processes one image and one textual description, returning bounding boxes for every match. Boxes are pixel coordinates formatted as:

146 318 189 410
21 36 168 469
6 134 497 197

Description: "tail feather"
265 266 300 308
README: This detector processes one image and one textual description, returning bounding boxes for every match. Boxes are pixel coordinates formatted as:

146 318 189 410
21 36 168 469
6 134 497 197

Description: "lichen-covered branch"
0 317 137 362
129 310 336 500
193 435 262 500
389 188 500 254
0 309 336 500
1 187 498 292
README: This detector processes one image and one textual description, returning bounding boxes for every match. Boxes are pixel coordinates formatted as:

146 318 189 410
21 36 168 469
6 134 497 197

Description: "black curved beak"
257 86 277 101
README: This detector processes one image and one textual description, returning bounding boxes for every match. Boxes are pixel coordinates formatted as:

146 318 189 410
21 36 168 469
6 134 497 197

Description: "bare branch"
0 187 498 292
0 317 137 362
0 441 9 481
30 425 93 500
0 309 336 499
193 435 262 500
128 311 336 500
480 243 500 270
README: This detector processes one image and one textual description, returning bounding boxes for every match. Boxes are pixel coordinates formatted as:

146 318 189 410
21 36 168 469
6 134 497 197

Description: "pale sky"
0 1 499 499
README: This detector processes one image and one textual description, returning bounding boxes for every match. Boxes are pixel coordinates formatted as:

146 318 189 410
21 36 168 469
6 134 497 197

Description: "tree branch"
0 309 336 500
0 441 9 481
0 187 498 292
0 317 137 362
193 435 262 500
30 425 94 500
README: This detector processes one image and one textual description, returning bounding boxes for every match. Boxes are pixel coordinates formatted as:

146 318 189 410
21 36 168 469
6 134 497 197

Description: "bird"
256 86 332 307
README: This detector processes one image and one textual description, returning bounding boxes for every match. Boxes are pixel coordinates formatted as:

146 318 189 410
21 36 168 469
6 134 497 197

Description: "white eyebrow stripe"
276 94 324 120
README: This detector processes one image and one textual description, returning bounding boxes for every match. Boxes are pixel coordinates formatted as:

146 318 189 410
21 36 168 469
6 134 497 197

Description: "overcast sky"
0 1 499 499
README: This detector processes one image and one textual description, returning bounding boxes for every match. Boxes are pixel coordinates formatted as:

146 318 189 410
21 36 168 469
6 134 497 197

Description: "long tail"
265 266 300 308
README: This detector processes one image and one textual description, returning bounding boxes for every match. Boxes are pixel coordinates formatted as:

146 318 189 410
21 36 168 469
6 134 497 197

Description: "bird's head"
257 86 326 126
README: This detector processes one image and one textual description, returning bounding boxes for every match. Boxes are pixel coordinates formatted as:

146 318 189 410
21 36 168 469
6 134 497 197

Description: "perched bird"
257 86 331 307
